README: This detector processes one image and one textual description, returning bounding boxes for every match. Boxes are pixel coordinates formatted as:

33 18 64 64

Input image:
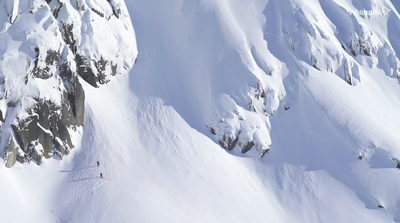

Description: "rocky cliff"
0 0 137 167
203 0 400 157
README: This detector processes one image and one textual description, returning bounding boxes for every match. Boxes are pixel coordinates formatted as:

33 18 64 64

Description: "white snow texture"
2 0 400 222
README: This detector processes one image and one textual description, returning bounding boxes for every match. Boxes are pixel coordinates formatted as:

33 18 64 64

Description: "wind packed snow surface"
2 0 400 222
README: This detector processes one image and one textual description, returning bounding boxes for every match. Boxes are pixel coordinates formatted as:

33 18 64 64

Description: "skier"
97 161 100 167
100 173 103 178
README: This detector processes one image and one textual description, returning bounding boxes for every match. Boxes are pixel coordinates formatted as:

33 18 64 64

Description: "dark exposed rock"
75 54 98 87
4 137 18 168
38 126 53 159
1 0 136 167
343 61 353 85
206 125 216 135
68 81 85 126
363 48 372 56
57 105 74 147
75 54 120 87
29 143 43 165
208 120 269 157
393 158 400 169
207 98 271 157
96 57 110 85
59 61 74 81
32 49 60 79
107 0 121 18
241 141 254 153
7 100 18 107
349 32 377 58
12 116 40 153
61 23 75 47
91 8 105 18
312 64 321 71
8 89 84 165
219 131 240 151
53 136 68 158
260 148 269 157
16 155 25 164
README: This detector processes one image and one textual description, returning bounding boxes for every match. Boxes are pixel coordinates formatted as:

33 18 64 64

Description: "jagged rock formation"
206 85 275 157
205 0 400 157
0 0 137 167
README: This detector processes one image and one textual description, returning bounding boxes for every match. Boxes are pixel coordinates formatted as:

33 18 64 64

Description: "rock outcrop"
0 0 137 167
206 0 400 156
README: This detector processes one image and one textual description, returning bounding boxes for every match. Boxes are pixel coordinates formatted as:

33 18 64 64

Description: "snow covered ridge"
262 0 400 85
201 0 400 157
0 0 137 167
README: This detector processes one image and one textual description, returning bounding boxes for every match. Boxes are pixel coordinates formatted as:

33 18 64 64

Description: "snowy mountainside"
130 0 400 158
0 0 137 167
127 0 400 220
2 0 400 223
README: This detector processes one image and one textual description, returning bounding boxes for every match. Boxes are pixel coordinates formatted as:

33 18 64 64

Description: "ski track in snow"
2 0 400 222
50 178 110 213
50 165 111 223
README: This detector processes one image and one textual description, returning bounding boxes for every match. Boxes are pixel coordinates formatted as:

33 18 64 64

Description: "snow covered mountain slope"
2 0 400 222
0 0 137 167
130 0 400 158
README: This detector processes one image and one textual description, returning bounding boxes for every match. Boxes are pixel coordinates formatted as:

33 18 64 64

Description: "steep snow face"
130 0 400 157
125 0 400 220
0 0 137 167
130 0 287 157
3 0 400 222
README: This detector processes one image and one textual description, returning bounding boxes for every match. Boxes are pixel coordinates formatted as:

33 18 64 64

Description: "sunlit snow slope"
2 0 400 222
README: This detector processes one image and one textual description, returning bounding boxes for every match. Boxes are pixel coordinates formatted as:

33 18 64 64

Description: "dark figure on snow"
100 173 103 178
97 161 100 167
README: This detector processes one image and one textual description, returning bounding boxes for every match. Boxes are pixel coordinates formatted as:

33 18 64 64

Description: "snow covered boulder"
48 0 138 87
206 94 273 157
